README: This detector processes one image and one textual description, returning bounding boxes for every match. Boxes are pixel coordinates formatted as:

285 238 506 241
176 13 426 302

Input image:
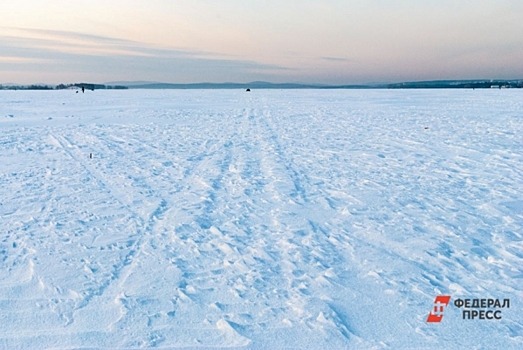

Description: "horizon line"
2 78 523 87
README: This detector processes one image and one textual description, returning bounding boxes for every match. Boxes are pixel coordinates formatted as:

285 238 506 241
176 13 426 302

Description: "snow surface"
1 89 522 349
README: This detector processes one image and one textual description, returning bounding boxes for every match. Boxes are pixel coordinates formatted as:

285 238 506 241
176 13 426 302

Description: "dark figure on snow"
82 86 85 93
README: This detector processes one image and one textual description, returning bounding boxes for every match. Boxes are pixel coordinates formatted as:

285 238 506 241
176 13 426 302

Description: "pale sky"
1 0 522 84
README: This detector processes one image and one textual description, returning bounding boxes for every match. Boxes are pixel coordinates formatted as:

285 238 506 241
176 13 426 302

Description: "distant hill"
105 81 163 87
124 81 327 89
115 79 523 90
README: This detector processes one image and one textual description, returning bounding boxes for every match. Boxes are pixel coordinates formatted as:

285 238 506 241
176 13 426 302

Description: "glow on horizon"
1 0 522 84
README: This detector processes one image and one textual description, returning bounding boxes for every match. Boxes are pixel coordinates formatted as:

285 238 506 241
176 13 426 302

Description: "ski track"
0 89 522 349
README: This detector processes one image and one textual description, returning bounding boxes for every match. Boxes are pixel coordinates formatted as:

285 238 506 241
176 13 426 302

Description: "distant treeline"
1 80 522 90
386 80 523 89
0 83 128 90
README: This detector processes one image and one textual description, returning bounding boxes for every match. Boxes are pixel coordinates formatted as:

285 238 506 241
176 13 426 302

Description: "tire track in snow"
47 131 171 319
259 114 355 342
189 105 357 344
257 109 309 204
67 122 253 346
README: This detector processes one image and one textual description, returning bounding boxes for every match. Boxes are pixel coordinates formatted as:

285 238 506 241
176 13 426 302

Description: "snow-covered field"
1 89 522 349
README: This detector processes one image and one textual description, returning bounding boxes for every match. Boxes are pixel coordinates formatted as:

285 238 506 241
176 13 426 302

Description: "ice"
1 89 522 348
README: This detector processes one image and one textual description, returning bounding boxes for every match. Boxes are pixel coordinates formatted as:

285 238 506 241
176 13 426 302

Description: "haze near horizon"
1 0 522 84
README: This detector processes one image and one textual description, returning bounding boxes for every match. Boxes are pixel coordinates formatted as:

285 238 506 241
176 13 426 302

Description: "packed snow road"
1 89 522 349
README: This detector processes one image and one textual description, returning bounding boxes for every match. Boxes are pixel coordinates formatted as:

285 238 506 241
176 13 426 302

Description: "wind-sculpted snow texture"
1 89 522 349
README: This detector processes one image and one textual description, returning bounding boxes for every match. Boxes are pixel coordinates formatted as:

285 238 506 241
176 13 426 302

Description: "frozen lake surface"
1 89 522 349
